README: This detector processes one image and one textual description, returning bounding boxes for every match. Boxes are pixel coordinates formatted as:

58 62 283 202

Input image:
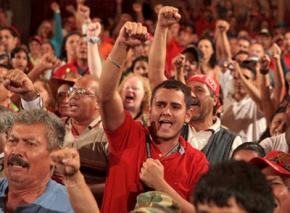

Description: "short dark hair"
194 161 275 213
0 106 15 133
13 109 65 151
0 26 20 39
151 80 193 109
232 142 266 158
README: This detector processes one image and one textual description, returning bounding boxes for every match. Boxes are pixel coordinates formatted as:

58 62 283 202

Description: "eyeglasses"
67 87 96 97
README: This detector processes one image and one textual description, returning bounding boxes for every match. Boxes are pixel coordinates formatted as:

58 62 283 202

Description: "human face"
133 60 148 77
270 112 287 136
187 81 214 122
76 38 87 60
262 167 290 213
237 39 250 53
121 76 145 114
249 44 264 58
149 88 191 141
0 29 18 53
41 43 54 55
65 34 80 59
196 197 248 213
68 77 98 122
11 51 28 72
56 84 71 117
29 40 41 56
183 52 199 77
232 150 260 162
198 39 214 61
5 123 51 187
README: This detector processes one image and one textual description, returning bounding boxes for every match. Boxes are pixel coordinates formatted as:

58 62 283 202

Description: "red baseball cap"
250 151 290 176
187 74 220 97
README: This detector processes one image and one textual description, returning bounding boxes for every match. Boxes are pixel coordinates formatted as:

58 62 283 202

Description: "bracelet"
108 55 121 69
87 37 101 44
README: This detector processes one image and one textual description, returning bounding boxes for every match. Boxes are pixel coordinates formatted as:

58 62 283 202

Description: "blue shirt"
0 178 74 213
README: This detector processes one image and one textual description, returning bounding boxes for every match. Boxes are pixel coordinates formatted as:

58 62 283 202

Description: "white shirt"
260 133 289 154
221 96 267 142
187 118 243 157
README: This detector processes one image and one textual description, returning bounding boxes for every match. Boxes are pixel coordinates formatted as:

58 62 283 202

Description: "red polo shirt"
101 112 208 213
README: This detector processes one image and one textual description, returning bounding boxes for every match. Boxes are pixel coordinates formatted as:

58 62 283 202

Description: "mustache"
191 97 200 106
7 154 30 168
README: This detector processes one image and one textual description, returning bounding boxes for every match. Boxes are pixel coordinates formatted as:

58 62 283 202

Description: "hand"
116 0 122 4
87 22 102 38
140 159 165 189
132 3 143 13
259 54 271 74
76 0 86 5
65 5 76 14
117 21 148 47
50 2 60 12
77 4 90 21
50 148 80 177
157 6 181 28
173 54 185 71
271 43 281 60
3 69 35 96
216 19 229 32
39 53 61 71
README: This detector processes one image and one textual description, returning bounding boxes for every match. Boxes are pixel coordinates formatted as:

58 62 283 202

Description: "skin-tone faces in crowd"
0 28 18 53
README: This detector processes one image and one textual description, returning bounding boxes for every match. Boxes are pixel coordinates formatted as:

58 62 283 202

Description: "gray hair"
14 109 65 151
0 106 16 133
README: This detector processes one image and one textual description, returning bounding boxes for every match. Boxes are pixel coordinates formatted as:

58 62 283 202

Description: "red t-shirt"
101 112 208 213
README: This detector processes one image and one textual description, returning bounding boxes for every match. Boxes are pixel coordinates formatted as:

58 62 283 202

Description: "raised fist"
50 2 60 12
259 54 271 74
77 4 90 21
39 53 61 71
87 22 102 38
117 22 148 47
216 19 229 32
271 43 281 60
173 54 185 70
51 148 80 177
3 69 34 95
157 6 181 28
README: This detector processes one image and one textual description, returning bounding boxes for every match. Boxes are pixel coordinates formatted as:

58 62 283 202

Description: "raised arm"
215 20 232 63
87 22 103 79
271 44 286 108
51 148 100 213
50 2 63 57
257 55 274 124
99 22 148 131
148 6 180 89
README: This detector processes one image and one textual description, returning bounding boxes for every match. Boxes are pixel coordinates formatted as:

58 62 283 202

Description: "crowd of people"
0 0 290 212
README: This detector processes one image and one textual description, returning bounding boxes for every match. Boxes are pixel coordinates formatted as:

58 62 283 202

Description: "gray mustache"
7 154 30 168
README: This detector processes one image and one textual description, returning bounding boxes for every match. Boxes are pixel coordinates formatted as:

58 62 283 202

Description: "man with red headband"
251 151 290 213
183 74 243 163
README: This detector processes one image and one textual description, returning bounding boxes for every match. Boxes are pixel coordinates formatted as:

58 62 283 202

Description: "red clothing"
165 39 182 78
101 112 208 213
53 61 88 79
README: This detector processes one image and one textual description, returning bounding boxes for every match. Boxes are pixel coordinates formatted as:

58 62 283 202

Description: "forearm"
99 40 127 101
148 24 167 89
240 75 262 110
88 43 103 79
273 58 286 107
28 65 46 82
155 180 195 213
65 171 100 213
258 71 274 123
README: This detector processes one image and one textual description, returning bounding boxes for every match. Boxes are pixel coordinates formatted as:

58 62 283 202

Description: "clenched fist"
157 6 181 28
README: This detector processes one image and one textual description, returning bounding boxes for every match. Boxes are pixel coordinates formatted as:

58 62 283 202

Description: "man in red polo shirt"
99 18 208 213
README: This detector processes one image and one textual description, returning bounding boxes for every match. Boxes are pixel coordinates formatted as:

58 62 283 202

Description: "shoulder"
34 179 74 213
